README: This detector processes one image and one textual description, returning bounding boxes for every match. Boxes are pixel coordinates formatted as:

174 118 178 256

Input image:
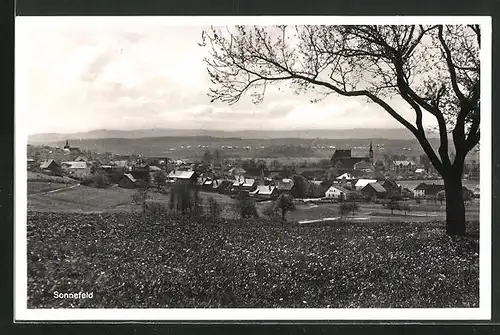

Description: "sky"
16 17 440 135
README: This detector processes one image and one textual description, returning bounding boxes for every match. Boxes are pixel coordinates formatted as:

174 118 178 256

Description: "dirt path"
29 183 81 197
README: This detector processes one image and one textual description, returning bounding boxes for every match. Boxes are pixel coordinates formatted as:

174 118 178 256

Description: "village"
27 139 480 216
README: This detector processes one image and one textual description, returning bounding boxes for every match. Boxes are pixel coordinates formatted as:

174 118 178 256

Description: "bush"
275 194 295 222
131 189 148 206
207 197 222 221
235 193 258 219
81 173 111 188
169 182 202 216
339 202 359 216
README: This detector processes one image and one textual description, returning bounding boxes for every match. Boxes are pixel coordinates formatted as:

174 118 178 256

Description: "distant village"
27 139 480 202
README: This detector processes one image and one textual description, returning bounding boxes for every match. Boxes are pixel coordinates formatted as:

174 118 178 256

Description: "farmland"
27 211 479 309
26 179 480 309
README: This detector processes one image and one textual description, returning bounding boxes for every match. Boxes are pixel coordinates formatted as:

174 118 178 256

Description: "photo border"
6 1 499 330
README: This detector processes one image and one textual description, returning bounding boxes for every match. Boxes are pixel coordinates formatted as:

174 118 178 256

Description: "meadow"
27 211 479 308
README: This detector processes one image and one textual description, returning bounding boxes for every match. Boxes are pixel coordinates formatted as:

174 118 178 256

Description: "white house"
354 179 377 190
336 172 354 180
250 185 278 200
325 185 352 200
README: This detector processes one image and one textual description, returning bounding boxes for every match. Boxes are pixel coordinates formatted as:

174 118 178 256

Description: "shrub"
235 193 258 219
207 196 222 222
275 194 295 222
339 202 359 216
81 173 111 188
169 182 202 216
131 189 148 206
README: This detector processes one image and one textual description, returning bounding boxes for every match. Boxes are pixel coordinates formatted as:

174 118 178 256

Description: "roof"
336 172 354 180
393 160 416 166
74 156 88 162
355 179 377 188
415 168 426 173
168 170 195 179
62 161 88 169
40 159 58 169
229 167 247 175
251 185 276 195
354 161 374 170
327 185 352 194
364 182 387 193
232 175 245 186
242 178 256 187
414 182 445 192
333 157 368 170
123 173 137 183
149 165 162 172
275 178 295 191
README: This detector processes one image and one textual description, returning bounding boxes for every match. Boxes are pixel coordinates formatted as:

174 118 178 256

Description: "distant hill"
28 128 439 144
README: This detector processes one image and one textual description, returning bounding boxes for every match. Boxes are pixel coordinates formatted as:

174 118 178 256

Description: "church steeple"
64 139 70 149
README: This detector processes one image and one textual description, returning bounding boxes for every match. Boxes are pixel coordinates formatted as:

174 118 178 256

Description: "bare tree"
201 24 480 236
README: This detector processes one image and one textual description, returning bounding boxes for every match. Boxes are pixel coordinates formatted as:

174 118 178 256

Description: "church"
63 139 81 153
330 141 374 173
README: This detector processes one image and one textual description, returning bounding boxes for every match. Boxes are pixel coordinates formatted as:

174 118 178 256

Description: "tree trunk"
443 174 466 236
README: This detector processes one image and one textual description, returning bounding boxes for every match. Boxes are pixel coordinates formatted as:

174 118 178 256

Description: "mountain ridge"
28 128 439 144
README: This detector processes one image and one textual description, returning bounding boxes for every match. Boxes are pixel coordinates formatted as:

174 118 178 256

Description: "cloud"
17 18 440 135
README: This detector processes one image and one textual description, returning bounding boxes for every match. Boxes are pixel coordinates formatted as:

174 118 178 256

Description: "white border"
14 16 492 321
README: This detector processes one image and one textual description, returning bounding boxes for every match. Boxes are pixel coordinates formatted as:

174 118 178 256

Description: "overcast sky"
16 17 439 135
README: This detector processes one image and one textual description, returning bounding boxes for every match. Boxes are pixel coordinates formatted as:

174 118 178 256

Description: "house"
415 168 426 178
354 179 377 190
413 182 445 198
212 179 233 194
354 161 375 173
249 185 278 200
231 176 256 193
167 170 197 184
74 156 88 162
361 182 387 199
61 161 91 178
389 160 417 175
40 159 62 176
118 173 137 189
307 180 326 198
149 165 162 172
325 185 353 201
229 167 247 176
335 172 355 181
275 178 295 195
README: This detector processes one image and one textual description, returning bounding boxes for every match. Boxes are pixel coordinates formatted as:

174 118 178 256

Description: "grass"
28 181 73 195
27 211 479 308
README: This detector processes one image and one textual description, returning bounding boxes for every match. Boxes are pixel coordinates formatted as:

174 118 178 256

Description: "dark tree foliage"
275 194 295 222
235 193 259 219
201 25 480 236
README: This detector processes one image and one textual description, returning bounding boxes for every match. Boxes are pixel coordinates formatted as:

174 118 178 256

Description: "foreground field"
27 211 479 308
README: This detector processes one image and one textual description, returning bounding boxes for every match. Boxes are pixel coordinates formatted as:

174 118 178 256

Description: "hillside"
28 128 440 144
27 136 453 161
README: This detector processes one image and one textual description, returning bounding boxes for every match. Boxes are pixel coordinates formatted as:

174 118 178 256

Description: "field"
27 211 479 308
27 183 480 224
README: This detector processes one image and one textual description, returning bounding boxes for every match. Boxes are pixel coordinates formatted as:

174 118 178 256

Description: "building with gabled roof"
361 182 387 198
354 179 377 190
325 184 353 201
249 185 278 200
118 173 137 189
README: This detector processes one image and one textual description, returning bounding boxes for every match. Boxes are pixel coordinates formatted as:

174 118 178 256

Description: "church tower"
64 139 70 150
369 141 374 163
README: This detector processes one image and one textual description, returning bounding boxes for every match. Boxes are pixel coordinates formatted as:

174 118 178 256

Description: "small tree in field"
339 202 359 217
235 193 258 219
202 24 480 236
153 171 166 192
207 196 222 222
275 194 295 223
